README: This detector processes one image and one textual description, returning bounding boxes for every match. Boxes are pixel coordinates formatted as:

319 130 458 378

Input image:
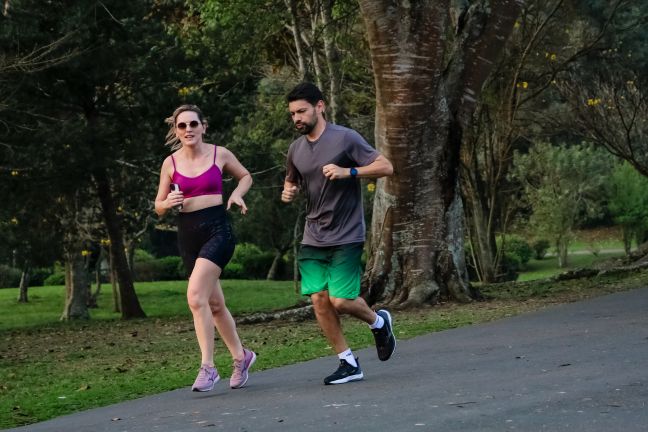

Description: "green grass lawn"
0 280 302 331
518 250 626 282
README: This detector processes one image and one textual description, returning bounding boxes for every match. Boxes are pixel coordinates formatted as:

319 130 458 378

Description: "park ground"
1 227 644 429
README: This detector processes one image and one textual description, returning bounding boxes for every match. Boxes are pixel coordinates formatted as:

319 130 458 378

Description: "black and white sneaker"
324 358 364 385
372 309 396 361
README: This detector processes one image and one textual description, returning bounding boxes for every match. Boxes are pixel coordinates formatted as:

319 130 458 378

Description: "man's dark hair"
287 82 325 105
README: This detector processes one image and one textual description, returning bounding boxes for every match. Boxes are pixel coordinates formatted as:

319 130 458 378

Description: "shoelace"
232 359 245 374
198 366 213 378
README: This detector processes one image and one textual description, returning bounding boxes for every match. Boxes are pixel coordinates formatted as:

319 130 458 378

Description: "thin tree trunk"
286 0 308 79
105 245 120 312
320 0 339 123
293 211 303 294
308 11 324 91
17 261 29 303
621 226 632 255
111 271 120 312
463 178 498 282
88 246 103 308
557 237 569 268
93 167 145 319
266 249 283 280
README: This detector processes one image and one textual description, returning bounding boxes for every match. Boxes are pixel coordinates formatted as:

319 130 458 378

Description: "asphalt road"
7 287 648 432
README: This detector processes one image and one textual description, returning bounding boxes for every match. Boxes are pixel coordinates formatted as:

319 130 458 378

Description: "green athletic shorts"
298 242 364 299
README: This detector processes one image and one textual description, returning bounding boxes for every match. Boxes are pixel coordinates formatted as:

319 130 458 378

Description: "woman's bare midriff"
180 194 223 213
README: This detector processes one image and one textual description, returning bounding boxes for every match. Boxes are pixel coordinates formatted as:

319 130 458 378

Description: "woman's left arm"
222 147 253 214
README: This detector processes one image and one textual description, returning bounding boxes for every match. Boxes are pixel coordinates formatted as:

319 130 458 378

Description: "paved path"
8 288 648 432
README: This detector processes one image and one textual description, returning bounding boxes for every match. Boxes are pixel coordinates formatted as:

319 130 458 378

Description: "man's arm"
322 154 393 180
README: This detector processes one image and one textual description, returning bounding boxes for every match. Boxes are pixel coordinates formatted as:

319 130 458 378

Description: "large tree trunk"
359 0 523 306
93 167 146 319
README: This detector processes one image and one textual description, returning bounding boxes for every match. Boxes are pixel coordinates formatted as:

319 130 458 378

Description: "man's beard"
295 118 316 135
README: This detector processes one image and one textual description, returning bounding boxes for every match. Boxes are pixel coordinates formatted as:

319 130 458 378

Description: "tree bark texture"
267 250 280 280
320 0 339 123
463 180 498 282
286 0 308 79
358 0 523 306
61 251 90 320
93 167 146 319
17 261 29 303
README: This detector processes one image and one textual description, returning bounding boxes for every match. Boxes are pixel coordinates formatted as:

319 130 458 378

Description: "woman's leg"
187 257 244 362
209 277 244 361
186 258 225 365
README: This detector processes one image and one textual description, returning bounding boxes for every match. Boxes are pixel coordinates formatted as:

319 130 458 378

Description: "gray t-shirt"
285 123 379 246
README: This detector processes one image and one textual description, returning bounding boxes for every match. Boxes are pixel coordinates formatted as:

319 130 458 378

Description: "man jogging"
281 82 396 385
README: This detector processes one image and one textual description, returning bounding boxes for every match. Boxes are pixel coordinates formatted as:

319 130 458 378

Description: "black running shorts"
177 205 236 275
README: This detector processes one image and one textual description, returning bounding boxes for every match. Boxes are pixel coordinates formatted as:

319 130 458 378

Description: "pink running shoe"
230 348 256 389
192 364 220 392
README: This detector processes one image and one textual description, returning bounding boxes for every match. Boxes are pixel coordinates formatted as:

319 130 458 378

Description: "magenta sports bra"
171 147 223 198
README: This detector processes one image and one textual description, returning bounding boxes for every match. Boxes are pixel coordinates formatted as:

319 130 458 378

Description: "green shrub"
44 272 66 286
499 252 521 282
134 256 183 281
491 235 534 282
134 249 155 262
501 236 533 265
222 262 245 279
231 243 263 264
158 256 183 279
229 243 274 279
0 266 51 288
29 268 53 287
0 265 22 288
532 239 551 260
176 259 187 280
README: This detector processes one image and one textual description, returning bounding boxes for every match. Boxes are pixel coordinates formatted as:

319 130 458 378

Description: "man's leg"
311 291 365 384
299 246 363 384
311 291 348 354
328 243 396 362
328 295 376 324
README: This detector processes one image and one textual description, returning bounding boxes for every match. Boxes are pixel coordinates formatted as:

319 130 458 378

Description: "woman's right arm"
154 157 181 216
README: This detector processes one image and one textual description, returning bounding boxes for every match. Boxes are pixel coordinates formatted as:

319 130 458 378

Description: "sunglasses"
176 120 201 130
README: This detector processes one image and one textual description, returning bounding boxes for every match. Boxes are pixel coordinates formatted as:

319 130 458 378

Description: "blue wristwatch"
350 167 358 178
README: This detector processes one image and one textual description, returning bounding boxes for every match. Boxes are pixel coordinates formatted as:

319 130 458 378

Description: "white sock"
369 313 384 330
338 349 357 367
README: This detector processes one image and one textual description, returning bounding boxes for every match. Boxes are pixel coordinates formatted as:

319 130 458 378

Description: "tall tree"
512 142 612 267
282 0 363 123
559 69 648 177
1 0 194 318
227 74 302 279
553 1 648 174
460 0 630 283
607 162 648 253
358 0 524 306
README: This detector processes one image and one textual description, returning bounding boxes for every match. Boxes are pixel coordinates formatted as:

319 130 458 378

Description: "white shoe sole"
326 371 364 385
192 375 220 392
